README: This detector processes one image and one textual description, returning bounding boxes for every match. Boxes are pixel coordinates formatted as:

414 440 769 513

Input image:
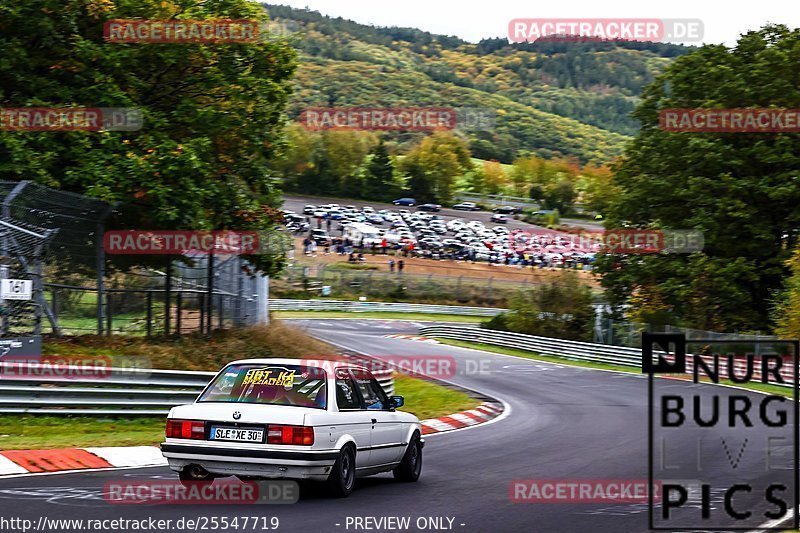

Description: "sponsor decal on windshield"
241 367 296 387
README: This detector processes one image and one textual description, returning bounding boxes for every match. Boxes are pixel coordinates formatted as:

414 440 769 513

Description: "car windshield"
197 364 327 409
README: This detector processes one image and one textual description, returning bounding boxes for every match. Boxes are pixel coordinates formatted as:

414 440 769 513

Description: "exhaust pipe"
184 464 212 480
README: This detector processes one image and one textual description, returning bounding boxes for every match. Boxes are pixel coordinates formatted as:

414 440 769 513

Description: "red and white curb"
383 334 439 344
0 446 166 476
420 401 504 435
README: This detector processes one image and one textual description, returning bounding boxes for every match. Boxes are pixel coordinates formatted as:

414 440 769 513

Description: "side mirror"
389 395 405 409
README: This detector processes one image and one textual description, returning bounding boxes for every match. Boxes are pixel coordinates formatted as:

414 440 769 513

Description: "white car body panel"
161 358 422 482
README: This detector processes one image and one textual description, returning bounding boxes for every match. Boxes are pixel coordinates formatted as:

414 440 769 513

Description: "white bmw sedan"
161 359 423 497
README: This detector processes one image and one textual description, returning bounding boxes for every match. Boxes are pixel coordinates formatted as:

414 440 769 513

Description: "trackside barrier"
0 362 394 415
269 299 505 317
417 325 796 388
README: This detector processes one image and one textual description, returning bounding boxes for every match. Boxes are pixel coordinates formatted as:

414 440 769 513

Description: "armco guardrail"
419 325 797 388
270 299 505 317
0 361 394 415
419 325 641 367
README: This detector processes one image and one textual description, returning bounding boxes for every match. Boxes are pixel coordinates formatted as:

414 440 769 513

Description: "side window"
351 370 389 410
335 370 361 410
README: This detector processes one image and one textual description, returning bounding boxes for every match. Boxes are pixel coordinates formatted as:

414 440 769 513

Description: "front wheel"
326 446 356 497
393 435 422 482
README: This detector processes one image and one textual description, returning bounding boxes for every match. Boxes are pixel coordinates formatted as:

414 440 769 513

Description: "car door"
350 369 405 466
332 369 372 468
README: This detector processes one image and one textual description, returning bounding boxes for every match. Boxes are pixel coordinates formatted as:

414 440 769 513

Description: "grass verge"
393 373 481 420
43 321 335 371
437 339 797 398
272 311 485 323
0 416 166 450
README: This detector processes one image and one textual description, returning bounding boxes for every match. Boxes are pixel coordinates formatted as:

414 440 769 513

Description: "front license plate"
209 426 264 443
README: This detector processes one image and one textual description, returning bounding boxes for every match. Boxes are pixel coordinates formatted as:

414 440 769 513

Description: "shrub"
482 274 594 341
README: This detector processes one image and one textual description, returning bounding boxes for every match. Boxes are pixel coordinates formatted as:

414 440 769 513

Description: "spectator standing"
398 260 405 274
389 259 395 273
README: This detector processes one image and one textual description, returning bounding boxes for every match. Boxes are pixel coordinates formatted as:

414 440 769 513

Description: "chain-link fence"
0 180 268 339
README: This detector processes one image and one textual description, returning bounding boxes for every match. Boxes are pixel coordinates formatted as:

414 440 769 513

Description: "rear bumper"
161 443 338 481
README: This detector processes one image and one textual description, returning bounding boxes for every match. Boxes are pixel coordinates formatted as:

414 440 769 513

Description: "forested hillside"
266 4 692 163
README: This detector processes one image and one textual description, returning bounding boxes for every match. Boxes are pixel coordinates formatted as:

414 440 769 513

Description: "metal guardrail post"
146 291 152 337
206 252 214 333
175 291 182 334
105 293 112 336
95 203 115 336
164 260 172 336
199 293 205 334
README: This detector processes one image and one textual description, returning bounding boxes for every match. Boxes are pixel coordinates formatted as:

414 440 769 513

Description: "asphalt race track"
0 319 791 533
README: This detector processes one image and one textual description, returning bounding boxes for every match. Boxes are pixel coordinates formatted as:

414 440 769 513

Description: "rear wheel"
393 435 422 482
326 445 356 497
179 465 215 487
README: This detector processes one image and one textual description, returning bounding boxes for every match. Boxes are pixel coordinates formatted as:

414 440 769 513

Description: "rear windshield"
197 364 327 409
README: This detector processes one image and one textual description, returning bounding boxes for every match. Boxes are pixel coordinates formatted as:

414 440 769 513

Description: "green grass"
390 373 481 420
272 311 486 323
437 339 797 398
0 416 166 450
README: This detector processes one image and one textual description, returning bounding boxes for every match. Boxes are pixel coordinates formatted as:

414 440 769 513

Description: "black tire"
326 445 356 497
178 465 215 488
393 435 422 482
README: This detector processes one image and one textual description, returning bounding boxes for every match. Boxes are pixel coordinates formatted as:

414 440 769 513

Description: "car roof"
225 358 368 371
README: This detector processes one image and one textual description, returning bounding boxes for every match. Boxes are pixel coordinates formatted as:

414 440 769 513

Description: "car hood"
169 402 325 426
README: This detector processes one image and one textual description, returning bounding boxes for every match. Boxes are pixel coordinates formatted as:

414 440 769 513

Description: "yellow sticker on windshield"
241 367 295 387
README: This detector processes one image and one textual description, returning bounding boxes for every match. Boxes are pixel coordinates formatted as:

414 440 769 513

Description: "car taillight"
267 425 314 445
166 419 205 440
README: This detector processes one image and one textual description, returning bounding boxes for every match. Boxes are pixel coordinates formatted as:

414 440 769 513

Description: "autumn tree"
0 0 297 274
400 132 472 203
596 25 800 331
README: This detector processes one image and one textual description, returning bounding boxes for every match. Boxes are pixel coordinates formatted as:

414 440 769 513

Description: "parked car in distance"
416 203 441 212
393 198 417 207
492 205 519 215
491 214 510 224
453 202 480 211
161 359 423 497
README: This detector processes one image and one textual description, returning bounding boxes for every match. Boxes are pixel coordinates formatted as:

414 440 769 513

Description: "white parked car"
161 359 423 497
447 219 466 231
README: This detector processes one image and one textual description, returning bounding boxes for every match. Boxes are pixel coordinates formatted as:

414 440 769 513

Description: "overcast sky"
266 0 797 46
